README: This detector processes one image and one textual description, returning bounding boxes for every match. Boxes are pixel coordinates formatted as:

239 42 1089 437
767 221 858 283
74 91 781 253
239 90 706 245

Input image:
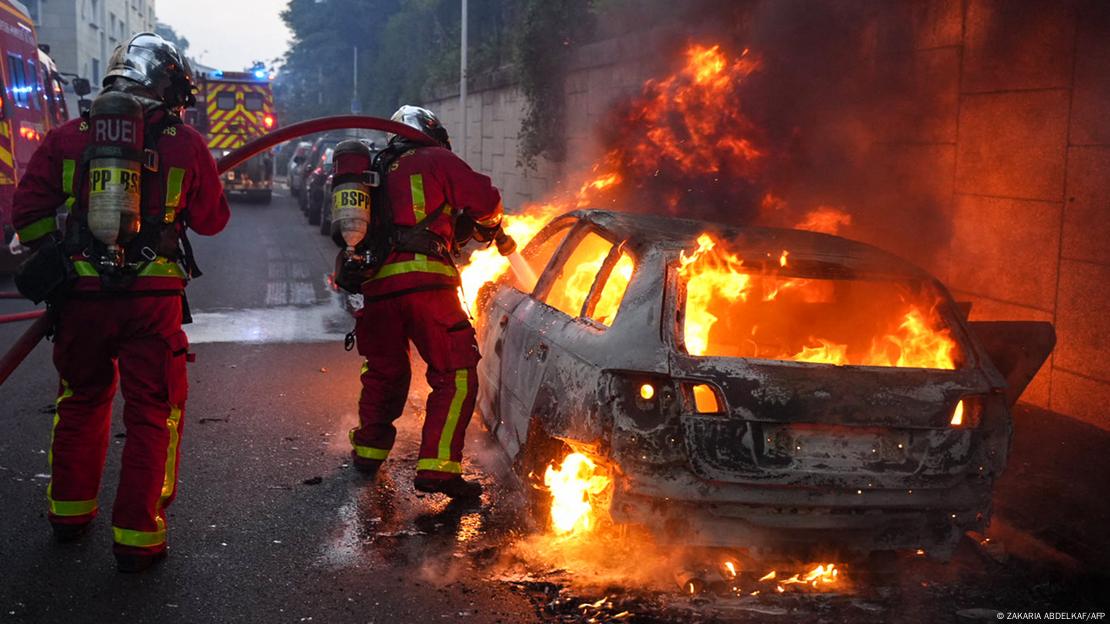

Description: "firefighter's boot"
115 549 167 573
51 521 92 543
414 475 483 500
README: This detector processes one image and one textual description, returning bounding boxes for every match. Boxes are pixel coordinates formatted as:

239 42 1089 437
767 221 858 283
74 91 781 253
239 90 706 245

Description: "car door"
498 225 630 457
478 220 575 458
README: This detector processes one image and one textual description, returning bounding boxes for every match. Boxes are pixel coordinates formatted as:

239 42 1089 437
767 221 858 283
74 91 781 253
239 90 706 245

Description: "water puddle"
185 299 354 344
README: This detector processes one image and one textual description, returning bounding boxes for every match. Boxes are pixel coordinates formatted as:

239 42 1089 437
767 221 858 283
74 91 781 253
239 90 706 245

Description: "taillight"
949 396 984 428
263 114 275 128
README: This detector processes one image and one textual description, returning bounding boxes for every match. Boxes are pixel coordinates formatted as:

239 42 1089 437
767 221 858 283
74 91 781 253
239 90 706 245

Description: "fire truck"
188 67 276 204
0 0 77 270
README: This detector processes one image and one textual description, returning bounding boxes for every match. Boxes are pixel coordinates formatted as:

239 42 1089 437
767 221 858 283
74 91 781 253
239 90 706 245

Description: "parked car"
298 136 340 215
304 147 334 226
319 139 379 236
286 141 312 198
474 209 1054 560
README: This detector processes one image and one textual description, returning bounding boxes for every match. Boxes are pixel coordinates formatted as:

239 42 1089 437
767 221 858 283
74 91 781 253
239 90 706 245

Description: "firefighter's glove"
494 228 517 256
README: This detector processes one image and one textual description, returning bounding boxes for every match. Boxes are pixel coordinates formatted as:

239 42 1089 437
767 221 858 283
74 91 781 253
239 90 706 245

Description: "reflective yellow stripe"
138 258 186 278
437 369 469 463
416 458 461 474
160 406 182 502
62 159 75 195
410 174 425 221
164 167 186 223
371 258 458 281
47 380 77 514
16 216 56 243
72 260 97 277
50 497 98 516
348 429 390 460
113 518 166 548
72 258 186 278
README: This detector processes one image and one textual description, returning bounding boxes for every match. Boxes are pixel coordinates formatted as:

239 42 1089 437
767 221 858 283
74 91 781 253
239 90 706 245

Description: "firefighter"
344 105 506 500
11 33 229 572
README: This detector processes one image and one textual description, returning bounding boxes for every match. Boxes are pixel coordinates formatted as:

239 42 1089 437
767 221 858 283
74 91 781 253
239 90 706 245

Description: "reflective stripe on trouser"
353 289 481 477
49 297 187 551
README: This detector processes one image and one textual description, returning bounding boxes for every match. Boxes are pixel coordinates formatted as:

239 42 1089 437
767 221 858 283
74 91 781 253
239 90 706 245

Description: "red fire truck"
186 67 276 204
0 0 74 270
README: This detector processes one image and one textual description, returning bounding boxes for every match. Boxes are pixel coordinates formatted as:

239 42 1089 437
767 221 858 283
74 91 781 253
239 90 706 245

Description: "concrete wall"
424 1 1110 429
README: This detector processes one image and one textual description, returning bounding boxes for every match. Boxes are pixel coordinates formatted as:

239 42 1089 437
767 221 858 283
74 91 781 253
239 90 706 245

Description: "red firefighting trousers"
351 287 480 479
48 295 187 555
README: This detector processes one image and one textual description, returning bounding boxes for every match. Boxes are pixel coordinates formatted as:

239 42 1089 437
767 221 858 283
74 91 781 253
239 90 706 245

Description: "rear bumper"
608 467 991 557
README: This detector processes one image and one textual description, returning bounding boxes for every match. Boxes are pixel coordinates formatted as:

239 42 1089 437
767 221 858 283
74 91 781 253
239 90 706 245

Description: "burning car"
473 209 1054 559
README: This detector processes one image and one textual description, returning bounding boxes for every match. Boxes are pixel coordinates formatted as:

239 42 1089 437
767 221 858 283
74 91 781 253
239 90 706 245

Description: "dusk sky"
157 0 292 72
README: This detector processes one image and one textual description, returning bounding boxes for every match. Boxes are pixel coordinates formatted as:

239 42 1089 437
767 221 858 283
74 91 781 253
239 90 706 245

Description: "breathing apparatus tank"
85 91 146 268
330 139 376 257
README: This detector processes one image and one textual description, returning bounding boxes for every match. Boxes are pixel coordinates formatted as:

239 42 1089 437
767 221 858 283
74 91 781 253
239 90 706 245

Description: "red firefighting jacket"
12 110 230 292
363 145 503 298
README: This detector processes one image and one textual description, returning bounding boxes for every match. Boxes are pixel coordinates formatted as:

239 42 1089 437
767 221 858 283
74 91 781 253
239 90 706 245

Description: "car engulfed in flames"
471 209 1054 560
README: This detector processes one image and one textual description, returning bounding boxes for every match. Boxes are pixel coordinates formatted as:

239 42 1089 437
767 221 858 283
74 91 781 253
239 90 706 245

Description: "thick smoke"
594 0 962 270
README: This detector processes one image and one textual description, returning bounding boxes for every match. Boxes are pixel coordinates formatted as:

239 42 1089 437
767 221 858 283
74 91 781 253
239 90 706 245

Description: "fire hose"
0 115 439 387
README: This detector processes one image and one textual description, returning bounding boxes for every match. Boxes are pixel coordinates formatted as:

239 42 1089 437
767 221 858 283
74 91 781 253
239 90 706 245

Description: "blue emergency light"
254 69 266 79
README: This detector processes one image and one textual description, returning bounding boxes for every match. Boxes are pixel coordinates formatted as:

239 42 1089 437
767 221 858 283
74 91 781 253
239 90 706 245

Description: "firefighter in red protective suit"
11 33 229 572
340 105 508 500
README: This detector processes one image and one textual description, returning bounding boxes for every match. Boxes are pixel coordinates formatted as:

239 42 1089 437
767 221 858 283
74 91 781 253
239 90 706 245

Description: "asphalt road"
1 188 1108 624
0 188 536 624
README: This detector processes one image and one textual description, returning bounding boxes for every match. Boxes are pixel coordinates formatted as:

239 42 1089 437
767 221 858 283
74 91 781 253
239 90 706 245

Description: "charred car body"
475 210 1054 559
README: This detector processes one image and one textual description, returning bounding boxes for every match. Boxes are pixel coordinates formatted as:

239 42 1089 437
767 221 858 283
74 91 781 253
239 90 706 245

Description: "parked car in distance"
298 136 340 215
474 209 1055 561
304 147 334 226
286 141 312 198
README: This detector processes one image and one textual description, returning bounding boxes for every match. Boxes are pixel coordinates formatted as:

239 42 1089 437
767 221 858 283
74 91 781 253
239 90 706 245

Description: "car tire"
307 191 322 226
513 420 569 530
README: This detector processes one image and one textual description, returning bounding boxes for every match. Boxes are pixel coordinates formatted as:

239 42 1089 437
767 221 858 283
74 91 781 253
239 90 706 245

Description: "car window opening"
543 231 619 319
678 236 962 370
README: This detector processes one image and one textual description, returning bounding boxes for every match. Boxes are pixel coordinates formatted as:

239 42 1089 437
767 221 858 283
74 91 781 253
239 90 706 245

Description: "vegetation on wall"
278 0 682 166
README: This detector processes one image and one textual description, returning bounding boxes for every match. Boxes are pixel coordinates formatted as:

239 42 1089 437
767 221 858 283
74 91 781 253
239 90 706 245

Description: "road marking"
289 282 317 305
185 303 349 344
265 282 288 306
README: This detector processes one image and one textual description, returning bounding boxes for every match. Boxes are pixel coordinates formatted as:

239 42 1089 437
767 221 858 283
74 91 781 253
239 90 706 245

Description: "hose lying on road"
0 114 437 387
0 312 52 384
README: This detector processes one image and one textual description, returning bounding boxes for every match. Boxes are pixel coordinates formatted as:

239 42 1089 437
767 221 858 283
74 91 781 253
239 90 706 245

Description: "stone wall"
424 1 1110 430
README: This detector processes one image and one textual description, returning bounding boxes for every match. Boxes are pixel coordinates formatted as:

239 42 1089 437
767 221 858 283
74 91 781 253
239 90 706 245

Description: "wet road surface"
1 188 1108 623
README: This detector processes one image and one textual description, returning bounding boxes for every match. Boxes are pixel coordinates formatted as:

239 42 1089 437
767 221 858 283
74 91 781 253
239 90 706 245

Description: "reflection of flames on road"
504 450 847 599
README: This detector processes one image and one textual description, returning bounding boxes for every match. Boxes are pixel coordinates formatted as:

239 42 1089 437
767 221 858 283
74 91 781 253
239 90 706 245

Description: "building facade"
26 0 157 112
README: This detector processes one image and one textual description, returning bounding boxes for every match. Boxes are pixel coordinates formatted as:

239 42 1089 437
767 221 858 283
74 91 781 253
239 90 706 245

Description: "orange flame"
544 453 611 536
679 233 960 369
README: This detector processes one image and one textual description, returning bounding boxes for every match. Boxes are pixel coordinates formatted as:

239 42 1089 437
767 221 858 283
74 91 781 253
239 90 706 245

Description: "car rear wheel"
513 420 570 530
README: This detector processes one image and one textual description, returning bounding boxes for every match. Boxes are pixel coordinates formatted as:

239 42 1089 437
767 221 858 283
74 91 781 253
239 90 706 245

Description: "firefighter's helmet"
389 105 451 150
103 33 197 109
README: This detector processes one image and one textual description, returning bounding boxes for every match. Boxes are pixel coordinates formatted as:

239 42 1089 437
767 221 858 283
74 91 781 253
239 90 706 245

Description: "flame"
544 453 611 536
796 206 852 235
678 233 752 356
574 44 764 212
458 207 559 313
679 233 960 369
759 564 841 592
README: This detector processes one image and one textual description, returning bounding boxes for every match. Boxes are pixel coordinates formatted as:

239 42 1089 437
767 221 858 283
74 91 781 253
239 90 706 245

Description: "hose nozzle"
494 229 517 256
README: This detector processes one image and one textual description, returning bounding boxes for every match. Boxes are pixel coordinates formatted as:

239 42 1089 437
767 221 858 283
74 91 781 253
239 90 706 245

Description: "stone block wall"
423 1 1110 429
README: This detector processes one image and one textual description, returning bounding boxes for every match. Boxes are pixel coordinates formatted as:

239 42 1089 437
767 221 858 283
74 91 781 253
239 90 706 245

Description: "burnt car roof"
566 209 934 281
